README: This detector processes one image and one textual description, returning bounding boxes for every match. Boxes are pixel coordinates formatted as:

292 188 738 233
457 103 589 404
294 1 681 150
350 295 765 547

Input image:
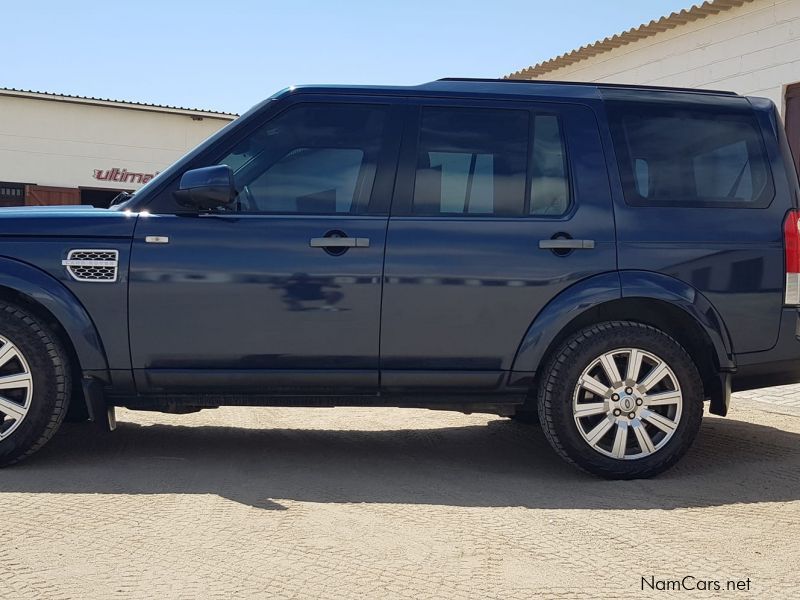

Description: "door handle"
309 237 370 248
538 239 595 250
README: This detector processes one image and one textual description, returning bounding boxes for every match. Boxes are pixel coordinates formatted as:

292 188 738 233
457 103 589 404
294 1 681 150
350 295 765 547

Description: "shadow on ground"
1 414 798 510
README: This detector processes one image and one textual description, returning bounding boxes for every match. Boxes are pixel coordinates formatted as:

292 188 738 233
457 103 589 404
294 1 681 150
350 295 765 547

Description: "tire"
0 301 71 466
537 321 703 479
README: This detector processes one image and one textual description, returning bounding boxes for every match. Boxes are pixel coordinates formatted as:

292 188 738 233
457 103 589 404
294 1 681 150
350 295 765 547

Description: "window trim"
607 101 776 209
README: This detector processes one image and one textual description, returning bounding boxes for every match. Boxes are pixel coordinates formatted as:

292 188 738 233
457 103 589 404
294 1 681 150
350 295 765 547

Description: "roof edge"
0 87 237 118
505 0 753 80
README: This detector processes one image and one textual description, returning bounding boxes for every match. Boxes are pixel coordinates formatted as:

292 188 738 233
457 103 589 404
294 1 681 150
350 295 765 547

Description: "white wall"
0 95 233 189
533 0 800 115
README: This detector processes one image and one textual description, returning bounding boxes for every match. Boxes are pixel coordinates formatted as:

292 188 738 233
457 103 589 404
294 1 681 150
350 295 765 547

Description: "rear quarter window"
606 101 774 208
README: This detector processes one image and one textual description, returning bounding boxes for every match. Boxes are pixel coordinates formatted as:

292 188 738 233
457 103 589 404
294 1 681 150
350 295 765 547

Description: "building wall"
0 94 233 191
532 0 800 115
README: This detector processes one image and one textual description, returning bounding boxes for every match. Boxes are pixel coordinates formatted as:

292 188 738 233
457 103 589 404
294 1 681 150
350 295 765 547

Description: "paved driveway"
0 391 798 599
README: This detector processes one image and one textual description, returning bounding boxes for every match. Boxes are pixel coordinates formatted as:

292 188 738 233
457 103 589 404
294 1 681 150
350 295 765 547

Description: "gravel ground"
0 392 798 599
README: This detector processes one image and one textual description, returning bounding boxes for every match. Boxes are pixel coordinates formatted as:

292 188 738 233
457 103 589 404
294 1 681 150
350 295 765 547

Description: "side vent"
62 249 119 283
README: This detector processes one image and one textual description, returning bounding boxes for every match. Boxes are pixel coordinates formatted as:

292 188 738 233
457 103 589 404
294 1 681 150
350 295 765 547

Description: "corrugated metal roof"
506 0 754 80
0 87 238 118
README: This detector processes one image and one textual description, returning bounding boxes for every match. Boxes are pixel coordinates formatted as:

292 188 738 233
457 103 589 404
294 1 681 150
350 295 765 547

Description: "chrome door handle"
538 239 595 250
309 237 370 248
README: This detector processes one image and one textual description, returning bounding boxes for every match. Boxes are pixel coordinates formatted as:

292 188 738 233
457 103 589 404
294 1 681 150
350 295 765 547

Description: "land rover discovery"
0 78 798 479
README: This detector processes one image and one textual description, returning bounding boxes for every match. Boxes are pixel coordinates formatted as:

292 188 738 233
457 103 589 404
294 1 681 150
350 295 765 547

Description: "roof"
0 87 237 119
506 0 754 80
279 79 741 104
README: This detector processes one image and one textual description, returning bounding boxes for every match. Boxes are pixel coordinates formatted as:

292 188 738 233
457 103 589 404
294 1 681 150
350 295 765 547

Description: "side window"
606 101 773 207
530 115 570 216
412 107 528 216
217 104 387 214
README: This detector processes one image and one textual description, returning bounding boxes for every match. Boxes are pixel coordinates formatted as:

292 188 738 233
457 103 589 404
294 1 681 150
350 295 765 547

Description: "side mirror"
173 165 236 210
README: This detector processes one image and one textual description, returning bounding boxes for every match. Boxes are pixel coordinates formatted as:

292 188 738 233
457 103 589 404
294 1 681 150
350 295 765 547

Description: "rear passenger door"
380 99 617 392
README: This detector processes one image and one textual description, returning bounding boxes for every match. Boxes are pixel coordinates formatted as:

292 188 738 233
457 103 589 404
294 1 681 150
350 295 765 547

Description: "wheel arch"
0 257 109 377
511 271 734 414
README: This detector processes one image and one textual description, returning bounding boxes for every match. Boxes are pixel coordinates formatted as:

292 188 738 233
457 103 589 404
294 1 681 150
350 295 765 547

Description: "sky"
3 0 695 115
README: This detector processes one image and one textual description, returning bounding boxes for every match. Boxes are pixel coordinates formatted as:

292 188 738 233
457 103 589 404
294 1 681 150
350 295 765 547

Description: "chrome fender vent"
62 249 119 282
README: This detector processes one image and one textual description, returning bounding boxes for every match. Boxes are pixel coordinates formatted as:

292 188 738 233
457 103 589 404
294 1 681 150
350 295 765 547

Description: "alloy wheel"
572 347 682 460
0 334 34 441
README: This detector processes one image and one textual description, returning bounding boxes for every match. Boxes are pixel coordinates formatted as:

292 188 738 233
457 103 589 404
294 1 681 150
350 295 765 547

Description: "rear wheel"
0 302 71 466
537 321 703 479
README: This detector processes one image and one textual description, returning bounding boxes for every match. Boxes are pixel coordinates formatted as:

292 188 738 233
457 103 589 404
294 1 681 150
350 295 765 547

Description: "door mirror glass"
173 165 236 210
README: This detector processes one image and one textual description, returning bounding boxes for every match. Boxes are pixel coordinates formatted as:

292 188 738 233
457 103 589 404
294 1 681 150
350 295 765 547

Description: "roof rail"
435 77 739 96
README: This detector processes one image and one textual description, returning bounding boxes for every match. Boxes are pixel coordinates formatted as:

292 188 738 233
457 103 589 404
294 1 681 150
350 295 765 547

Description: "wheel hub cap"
616 392 637 413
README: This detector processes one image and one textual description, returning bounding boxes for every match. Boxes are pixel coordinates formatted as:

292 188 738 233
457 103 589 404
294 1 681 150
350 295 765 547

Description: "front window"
217 104 387 214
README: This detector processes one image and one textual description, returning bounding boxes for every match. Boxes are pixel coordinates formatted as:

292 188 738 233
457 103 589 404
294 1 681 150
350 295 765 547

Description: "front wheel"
0 302 71 466
537 321 703 479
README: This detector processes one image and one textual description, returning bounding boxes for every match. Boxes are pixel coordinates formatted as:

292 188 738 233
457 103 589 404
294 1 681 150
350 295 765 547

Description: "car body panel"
0 208 136 372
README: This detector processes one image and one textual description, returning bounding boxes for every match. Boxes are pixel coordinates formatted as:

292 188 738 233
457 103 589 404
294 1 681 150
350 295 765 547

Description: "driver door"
128 100 400 395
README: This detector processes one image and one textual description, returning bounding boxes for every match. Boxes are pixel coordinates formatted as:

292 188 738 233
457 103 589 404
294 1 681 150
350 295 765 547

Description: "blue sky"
4 0 693 114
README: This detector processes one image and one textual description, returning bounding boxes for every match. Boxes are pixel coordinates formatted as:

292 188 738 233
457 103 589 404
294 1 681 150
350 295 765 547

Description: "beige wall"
0 94 233 190
531 0 800 115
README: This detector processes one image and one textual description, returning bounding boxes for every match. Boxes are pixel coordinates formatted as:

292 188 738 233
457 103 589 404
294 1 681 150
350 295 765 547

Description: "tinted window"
413 108 528 216
607 102 773 207
218 104 387 214
530 115 570 215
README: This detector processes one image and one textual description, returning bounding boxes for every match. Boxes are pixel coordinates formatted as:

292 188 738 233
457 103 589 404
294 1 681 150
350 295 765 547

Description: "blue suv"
0 78 798 479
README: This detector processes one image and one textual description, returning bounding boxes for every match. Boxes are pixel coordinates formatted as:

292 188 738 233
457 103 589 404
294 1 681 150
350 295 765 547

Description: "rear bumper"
732 308 800 392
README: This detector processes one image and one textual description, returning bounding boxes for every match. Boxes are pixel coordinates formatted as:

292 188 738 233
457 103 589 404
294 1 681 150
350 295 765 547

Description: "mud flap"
81 377 116 432
709 372 732 417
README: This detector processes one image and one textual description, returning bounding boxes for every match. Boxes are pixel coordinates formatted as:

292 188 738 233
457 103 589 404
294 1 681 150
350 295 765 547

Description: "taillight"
784 209 800 305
